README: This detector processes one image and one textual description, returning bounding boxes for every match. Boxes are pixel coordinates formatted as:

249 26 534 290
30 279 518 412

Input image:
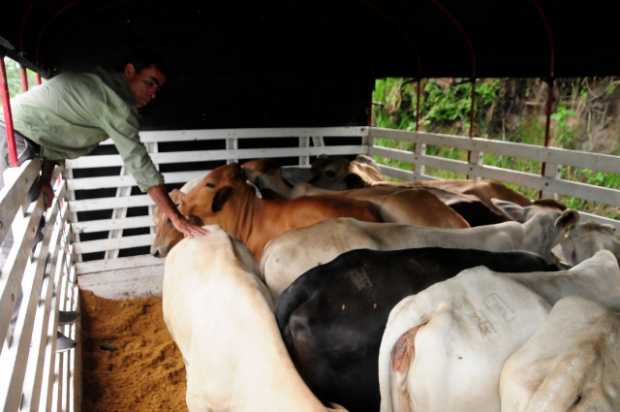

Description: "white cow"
261 209 578 297
501 296 620 412
163 225 346 412
378 250 620 412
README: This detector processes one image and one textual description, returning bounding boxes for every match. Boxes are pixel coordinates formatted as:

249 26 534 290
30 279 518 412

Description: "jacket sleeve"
95 88 164 192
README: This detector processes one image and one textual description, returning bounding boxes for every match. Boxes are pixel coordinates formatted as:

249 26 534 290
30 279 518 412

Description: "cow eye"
206 182 215 188
326 170 336 178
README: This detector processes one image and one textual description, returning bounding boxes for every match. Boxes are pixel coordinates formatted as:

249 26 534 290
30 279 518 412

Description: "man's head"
123 50 168 108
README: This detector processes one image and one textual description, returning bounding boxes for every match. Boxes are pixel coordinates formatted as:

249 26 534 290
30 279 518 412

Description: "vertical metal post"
415 79 421 132
0 56 19 166
533 0 556 199
413 78 427 180
19 66 29 92
467 76 481 180
35 73 42 85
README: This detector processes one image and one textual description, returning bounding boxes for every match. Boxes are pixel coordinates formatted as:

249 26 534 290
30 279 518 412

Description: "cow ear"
555 209 580 229
187 214 203 225
344 173 365 189
212 187 234 212
169 189 185 206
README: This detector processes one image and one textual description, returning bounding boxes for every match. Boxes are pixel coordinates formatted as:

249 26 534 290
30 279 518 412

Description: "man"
0 51 207 351
2 50 207 238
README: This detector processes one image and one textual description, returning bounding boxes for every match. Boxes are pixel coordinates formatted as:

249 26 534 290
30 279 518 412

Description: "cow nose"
151 247 160 258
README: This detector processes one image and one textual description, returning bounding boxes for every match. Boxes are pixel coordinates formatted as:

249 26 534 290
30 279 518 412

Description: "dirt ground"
80 291 188 412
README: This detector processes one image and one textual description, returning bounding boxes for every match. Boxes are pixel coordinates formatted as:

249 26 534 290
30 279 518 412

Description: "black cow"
275 247 558 412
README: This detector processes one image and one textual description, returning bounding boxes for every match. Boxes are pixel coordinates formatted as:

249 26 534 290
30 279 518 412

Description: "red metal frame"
19 66 29 92
35 72 42 85
0 57 19 167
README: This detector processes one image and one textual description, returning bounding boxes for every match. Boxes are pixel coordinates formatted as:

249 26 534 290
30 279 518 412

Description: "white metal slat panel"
39 241 71 412
0 160 41 245
75 255 161 275
0 201 45 352
69 194 151 212
74 234 152 254
0 194 60 411
19 201 67 412
64 145 368 168
66 170 209 191
71 215 153 234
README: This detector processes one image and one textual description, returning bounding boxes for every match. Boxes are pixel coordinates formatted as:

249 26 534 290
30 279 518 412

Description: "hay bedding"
81 291 187 412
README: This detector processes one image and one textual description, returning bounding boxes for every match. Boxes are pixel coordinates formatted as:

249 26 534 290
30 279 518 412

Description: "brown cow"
151 163 382 259
243 159 505 226
304 154 531 208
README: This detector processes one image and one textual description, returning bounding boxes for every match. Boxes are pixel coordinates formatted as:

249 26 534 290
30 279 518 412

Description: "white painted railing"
0 160 79 412
66 127 368 272
66 126 619 280
368 127 620 230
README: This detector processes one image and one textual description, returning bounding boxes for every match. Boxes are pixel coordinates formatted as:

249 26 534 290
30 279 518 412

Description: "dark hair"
126 48 170 76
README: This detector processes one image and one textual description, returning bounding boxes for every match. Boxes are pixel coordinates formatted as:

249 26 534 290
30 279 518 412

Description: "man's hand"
170 215 209 238
148 184 210 238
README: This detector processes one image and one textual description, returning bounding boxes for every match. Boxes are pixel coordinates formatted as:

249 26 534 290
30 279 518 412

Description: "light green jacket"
10 67 163 192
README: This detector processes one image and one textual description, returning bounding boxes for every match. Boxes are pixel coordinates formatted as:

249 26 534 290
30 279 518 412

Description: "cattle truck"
0 1 619 411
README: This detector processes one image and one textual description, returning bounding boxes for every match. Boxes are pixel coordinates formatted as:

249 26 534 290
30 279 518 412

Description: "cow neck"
219 187 258 253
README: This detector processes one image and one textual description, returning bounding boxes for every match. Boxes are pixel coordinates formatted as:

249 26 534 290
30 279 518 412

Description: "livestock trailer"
1 1 620 411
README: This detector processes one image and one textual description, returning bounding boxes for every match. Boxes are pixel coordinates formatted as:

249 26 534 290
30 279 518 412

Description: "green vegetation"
372 77 620 219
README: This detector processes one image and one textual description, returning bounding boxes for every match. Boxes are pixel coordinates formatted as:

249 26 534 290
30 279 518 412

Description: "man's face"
124 64 166 108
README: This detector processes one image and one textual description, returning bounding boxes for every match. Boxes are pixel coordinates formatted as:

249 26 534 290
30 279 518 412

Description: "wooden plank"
71 215 154 234
370 127 620 173
377 164 415 181
73 234 152 254
544 178 620 206
65 145 367 168
78 266 164 299
369 146 414 164
578 211 620 231
75 255 162 275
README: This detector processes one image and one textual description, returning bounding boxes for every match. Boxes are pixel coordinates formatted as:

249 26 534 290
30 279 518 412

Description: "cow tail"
377 296 428 412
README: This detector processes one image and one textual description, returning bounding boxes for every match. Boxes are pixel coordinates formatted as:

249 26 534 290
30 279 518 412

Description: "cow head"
177 163 254 225
560 222 619 266
151 189 187 257
309 154 383 190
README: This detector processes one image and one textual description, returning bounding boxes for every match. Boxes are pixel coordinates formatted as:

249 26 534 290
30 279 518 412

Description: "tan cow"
163 226 346 412
152 163 382 259
261 209 578 297
302 154 531 207
242 159 508 227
